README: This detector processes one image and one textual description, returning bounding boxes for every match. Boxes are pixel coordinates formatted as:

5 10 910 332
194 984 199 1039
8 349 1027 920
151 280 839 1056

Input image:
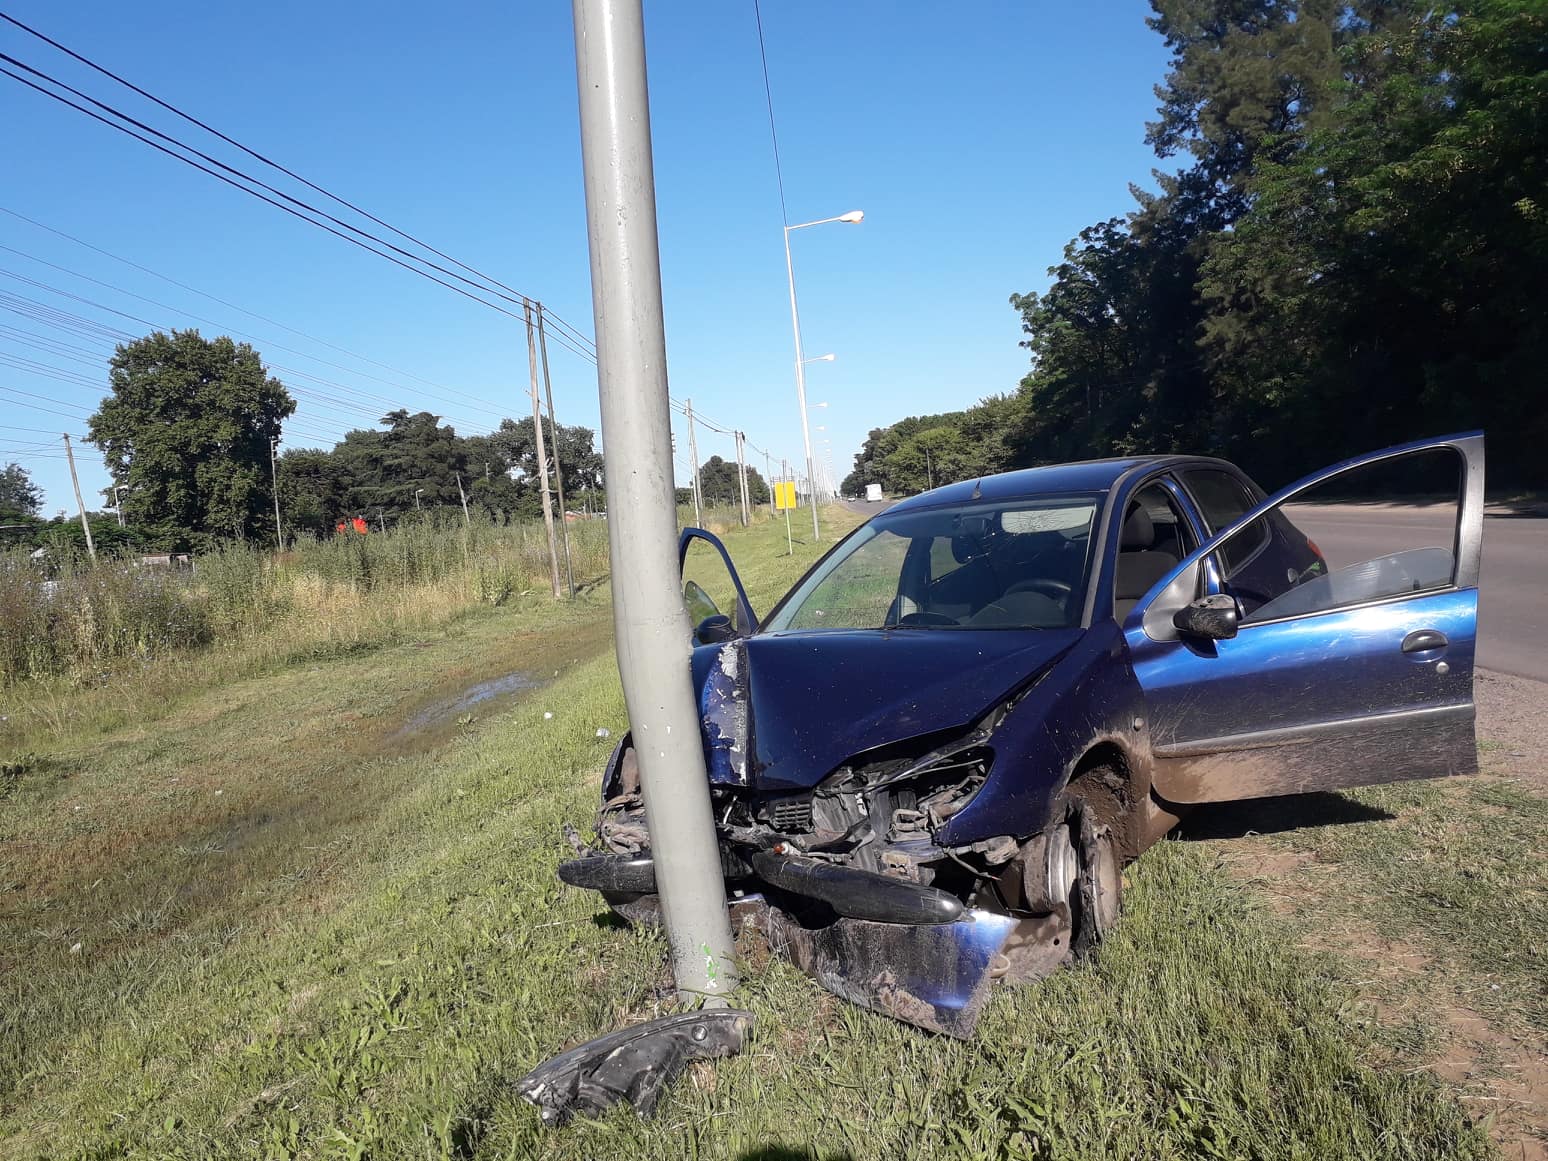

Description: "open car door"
1125 433 1485 804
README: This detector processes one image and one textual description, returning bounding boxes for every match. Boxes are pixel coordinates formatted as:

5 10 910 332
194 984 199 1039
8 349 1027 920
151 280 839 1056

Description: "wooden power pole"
525 303 563 599
62 433 96 563
536 304 576 598
734 430 750 526
684 397 702 527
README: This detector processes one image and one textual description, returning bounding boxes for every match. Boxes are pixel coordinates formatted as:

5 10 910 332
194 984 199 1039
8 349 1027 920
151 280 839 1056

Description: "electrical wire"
0 60 591 367
752 0 790 229
0 385 92 417
0 11 598 358
0 206 522 406
0 270 501 431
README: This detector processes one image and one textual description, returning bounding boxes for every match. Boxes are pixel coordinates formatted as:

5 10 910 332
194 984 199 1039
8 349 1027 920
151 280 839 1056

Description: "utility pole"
536 304 576 598
62 433 96 563
764 449 774 514
270 436 284 550
525 302 563 599
734 431 750 526
572 0 737 1003
455 472 471 527
684 397 702 526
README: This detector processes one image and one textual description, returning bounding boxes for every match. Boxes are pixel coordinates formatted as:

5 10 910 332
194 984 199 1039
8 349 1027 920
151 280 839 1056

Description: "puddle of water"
394 670 539 739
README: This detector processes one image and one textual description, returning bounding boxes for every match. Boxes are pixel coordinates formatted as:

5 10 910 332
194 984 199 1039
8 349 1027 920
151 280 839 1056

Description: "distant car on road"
865 483 884 503
563 433 1484 1036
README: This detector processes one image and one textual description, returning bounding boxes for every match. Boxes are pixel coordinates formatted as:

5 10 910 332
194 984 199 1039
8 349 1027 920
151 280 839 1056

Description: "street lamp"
414 488 424 511
113 484 129 528
784 210 862 538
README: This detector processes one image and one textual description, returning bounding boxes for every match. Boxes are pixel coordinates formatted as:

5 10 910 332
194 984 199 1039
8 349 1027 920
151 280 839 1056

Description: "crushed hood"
695 629 1083 792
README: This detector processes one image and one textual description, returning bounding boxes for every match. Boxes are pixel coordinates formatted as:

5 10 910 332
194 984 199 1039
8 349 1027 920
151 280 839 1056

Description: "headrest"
1121 505 1155 550
951 534 980 564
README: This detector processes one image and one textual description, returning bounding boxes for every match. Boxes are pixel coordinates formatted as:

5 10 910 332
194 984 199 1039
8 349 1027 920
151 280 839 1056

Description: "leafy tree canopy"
694 455 769 506
87 330 295 549
852 0 1545 493
0 462 43 521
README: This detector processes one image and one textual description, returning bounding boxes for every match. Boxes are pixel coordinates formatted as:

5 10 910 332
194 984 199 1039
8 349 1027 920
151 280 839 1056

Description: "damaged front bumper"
561 709 1115 1038
558 794 1101 1038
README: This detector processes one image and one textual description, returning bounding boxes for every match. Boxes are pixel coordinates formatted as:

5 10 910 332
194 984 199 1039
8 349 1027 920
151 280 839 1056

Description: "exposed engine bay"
560 728 1121 1038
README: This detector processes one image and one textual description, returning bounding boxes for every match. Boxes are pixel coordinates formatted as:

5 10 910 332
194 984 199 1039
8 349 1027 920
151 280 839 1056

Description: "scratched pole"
570 0 738 1001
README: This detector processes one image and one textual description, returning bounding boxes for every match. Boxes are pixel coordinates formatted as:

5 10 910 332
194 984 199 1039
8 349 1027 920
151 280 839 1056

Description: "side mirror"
1172 594 1240 641
693 614 738 646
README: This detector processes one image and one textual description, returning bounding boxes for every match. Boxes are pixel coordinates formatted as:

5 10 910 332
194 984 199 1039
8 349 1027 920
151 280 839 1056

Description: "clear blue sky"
1 0 1174 514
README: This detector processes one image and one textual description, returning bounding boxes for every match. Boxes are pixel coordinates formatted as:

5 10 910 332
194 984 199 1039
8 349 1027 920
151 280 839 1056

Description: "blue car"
561 433 1485 1036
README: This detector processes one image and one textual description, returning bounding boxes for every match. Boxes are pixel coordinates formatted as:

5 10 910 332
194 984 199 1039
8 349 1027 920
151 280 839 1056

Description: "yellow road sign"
773 481 797 511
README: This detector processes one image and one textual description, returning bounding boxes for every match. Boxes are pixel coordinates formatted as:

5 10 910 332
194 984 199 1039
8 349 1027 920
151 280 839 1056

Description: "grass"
1185 770 1548 1153
0 504 1509 1159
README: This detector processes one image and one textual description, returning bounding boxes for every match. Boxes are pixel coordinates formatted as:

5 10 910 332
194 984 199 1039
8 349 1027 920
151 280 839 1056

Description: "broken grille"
767 796 814 833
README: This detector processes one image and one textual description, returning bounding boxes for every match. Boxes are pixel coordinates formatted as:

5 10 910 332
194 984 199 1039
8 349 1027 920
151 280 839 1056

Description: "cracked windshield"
771 497 1099 631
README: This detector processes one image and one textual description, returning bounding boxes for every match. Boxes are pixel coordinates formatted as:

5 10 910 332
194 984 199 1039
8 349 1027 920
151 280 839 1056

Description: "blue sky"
1 0 1174 513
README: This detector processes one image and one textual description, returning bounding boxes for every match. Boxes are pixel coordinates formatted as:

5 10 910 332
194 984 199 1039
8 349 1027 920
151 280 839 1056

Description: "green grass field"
1 507 1538 1159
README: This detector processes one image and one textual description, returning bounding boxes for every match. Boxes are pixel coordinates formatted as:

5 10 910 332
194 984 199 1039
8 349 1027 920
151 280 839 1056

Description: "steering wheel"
895 611 960 627
1004 579 1073 603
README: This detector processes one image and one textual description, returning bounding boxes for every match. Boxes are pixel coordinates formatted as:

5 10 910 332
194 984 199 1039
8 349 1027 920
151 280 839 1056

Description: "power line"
0 267 503 431
0 59 585 366
0 385 92 418
752 0 790 229
0 207 535 409
0 10 599 359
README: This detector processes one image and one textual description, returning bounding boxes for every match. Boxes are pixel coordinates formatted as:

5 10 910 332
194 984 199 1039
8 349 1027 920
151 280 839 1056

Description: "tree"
87 330 295 548
486 418 605 511
694 455 769 507
986 0 1547 490
0 462 43 521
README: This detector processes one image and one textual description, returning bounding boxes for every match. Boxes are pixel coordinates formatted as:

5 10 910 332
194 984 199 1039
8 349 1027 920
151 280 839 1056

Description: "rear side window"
1184 469 1267 572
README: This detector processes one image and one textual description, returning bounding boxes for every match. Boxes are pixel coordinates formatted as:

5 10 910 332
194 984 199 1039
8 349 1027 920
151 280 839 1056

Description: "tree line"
3 326 773 555
846 0 1544 498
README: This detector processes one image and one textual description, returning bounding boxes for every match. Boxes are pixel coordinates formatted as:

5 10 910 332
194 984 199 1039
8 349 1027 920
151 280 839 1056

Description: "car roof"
883 454 1228 514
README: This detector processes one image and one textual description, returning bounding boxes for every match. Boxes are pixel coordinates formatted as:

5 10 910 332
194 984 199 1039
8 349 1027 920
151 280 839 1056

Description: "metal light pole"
783 213 861 541
572 0 737 1002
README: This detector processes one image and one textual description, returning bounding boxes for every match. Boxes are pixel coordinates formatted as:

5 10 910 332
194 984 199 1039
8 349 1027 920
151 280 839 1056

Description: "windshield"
763 495 1101 632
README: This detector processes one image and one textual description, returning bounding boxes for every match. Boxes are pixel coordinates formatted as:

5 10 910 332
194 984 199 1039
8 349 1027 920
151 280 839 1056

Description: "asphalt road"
840 497 1546 680
1282 503 1546 682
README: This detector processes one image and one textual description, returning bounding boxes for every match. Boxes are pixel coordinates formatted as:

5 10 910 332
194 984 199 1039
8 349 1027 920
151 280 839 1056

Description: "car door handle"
1401 629 1449 653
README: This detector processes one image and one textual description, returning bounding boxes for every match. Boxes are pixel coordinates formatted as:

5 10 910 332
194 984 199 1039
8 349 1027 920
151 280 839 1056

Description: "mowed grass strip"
0 508 1494 1159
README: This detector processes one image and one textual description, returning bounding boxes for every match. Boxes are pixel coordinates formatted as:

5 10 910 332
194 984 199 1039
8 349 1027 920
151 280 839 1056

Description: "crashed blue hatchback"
560 433 1485 1036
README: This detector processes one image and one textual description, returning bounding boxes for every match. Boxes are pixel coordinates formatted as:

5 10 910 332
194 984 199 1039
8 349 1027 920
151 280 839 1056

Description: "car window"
682 536 746 632
1183 468 1266 573
1113 482 1196 620
764 495 1101 632
1216 448 1462 625
928 536 963 582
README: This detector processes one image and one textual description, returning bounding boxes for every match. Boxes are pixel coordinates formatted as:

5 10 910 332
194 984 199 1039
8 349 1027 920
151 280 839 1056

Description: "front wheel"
1020 796 1122 957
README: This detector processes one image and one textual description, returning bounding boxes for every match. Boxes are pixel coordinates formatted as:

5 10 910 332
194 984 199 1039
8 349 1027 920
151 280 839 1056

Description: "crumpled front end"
564 636 1120 1037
